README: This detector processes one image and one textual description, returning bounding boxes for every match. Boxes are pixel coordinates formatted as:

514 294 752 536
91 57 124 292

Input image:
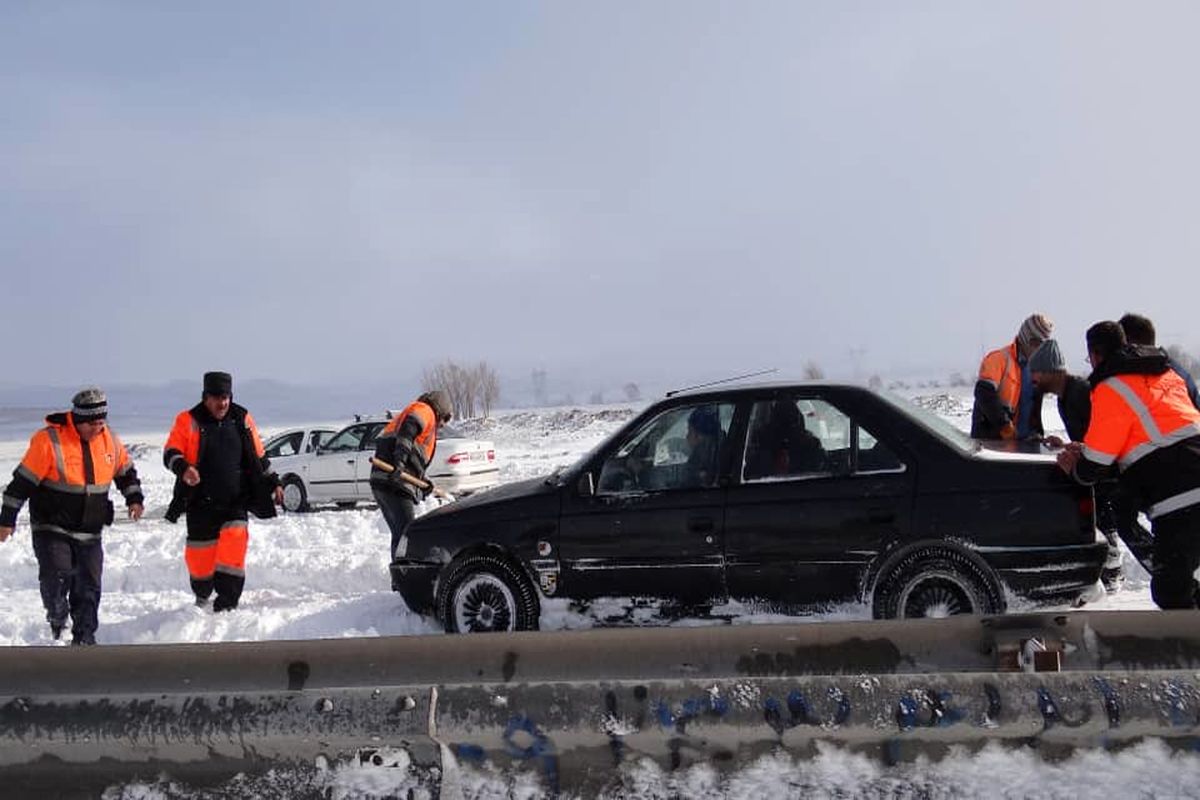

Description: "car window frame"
593 400 736 496
737 391 908 485
264 430 304 459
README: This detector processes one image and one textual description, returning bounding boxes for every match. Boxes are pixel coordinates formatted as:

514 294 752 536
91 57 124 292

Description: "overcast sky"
3 2 1198 394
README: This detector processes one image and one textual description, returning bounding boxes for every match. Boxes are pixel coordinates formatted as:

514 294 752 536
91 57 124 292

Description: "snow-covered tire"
872 546 1003 620
437 554 540 634
281 476 308 513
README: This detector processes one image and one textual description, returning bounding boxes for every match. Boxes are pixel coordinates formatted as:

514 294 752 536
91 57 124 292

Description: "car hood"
418 475 559 525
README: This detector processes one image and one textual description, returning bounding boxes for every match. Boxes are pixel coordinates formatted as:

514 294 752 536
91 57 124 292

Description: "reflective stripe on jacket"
370 401 439 500
162 403 276 522
1081 370 1200 519
1 412 142 539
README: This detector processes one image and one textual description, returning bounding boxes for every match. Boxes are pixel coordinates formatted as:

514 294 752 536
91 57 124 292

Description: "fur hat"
203 371 233 397
420 390 453 422
1029 339 1066 373
1017 313 1054 352
71 386 108 422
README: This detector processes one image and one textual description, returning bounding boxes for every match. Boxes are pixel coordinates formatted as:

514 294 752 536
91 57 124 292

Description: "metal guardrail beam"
3 610 1200 797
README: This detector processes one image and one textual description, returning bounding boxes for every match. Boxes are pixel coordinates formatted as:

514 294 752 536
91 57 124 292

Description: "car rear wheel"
281 476 308 513
437 554 540 634
872 547 1003 620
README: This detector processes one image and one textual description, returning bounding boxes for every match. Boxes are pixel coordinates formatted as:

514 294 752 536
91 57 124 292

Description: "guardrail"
3 610 1200 797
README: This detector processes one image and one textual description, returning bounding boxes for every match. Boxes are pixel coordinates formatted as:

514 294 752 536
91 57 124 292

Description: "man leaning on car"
370 390 453 577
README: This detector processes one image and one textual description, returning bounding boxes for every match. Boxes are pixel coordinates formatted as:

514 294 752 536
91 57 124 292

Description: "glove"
423 478 436 499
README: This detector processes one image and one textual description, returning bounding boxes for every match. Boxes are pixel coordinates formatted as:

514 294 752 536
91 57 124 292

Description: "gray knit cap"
71 386 108 422
1029 339 1067 373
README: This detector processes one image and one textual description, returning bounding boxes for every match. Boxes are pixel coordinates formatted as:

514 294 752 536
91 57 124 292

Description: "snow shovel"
369 457 450 499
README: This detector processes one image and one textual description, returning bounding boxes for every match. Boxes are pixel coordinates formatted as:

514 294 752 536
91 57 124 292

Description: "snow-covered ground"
0 392 1154 647
0 390 1179 798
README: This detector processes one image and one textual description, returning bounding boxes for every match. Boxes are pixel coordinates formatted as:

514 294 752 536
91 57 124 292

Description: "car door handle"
346 459 356 465
688 516 715 533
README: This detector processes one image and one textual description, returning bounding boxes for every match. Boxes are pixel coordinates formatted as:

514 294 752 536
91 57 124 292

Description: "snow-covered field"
0 390 1182 798
0 392 1154 647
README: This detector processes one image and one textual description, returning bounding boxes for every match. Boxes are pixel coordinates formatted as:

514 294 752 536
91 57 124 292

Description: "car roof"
662 380 871 401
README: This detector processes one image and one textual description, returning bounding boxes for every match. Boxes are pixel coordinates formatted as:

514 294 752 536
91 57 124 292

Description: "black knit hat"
71 386 108 422
203 371 233 397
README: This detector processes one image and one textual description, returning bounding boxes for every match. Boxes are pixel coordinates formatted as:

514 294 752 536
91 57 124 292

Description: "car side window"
265 431 303 458
596 402 734 494
323 425 367 453
361 423 386 450
306 431 331 453
857 425 904 473
742 397 904 481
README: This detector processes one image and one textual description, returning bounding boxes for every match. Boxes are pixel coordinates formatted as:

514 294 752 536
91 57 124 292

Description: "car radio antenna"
665 368 778 397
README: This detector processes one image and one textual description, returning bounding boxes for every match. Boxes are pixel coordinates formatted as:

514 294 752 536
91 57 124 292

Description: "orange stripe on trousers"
215 523 249 573
185 540 218 580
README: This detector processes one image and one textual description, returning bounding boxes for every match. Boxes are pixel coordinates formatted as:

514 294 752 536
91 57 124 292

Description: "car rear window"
874 388 979 454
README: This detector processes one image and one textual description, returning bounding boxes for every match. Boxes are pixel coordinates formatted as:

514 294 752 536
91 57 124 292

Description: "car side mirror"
577 472 595 497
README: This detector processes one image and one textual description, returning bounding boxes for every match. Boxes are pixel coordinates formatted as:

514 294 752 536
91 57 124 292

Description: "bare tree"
589 390 604 405
422 359 502 420
477 361 500 416
623 382 641 402
802 360 825 380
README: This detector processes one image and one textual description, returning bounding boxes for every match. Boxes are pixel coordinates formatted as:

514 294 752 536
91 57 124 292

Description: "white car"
275 417 499 512
263 427 338 476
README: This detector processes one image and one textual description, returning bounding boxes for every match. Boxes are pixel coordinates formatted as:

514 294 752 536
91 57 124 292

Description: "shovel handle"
370 457 442 495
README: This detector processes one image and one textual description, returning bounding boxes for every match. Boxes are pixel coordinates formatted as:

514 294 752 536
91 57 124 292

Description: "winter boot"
49 622 64 641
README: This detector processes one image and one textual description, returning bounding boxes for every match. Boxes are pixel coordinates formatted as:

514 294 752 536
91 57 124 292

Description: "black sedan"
391 383 1106 633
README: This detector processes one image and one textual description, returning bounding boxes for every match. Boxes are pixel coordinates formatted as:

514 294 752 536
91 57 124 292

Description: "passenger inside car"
744 399 826 480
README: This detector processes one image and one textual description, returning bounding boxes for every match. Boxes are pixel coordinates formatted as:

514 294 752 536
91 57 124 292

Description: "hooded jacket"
1074 345 1200 520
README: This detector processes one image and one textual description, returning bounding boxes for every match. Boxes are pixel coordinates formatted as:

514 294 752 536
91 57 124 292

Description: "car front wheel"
872 547 1003 619
437 554 540 634
281 476 308 513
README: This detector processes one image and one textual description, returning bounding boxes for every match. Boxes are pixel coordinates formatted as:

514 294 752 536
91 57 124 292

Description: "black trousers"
373 486 415 565
1150 505 1200 610
1097 481 1155 571
32 531 103 644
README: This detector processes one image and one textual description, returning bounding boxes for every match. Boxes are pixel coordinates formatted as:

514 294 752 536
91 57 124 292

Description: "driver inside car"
684 406 721 488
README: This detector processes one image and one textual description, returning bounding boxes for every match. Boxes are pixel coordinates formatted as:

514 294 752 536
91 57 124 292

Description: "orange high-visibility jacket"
1080 368 1200 520
370 401 439 498
972 342 1022 439
162 402 276 522
0 412 143 540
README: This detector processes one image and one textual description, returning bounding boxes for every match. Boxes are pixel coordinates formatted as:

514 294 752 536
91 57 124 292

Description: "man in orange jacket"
1057 321 1200 609
370 390 452 572
163 372 282 611
0 387 144 644
971 313 1053 440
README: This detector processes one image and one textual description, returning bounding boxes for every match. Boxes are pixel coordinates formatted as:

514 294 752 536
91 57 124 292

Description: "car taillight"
487 449 495 461
447 452 468 465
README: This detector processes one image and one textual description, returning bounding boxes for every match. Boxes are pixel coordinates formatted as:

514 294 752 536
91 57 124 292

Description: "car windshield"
873 388 979 454
439 424 464 439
